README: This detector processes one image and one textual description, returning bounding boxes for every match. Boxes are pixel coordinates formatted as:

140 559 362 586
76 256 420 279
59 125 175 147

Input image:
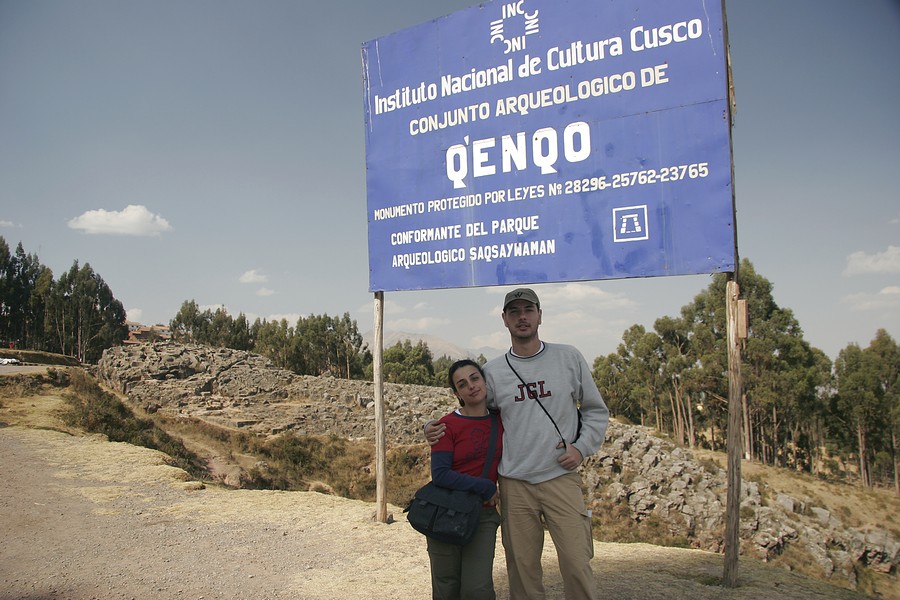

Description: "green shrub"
235 431 431 507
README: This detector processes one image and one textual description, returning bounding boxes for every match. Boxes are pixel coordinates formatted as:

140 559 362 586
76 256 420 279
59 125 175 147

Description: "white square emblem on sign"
613 205 649 242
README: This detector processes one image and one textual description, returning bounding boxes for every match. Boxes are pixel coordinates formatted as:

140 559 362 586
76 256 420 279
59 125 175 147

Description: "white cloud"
239 269 268 284
256 287 275 297
547 282 636 311
0 220 21 228
378 297 456 332
126 308 144 323
389 316 451 331
383 299 423 316
67 204 172 236
471 330 511 350
487 282 636 313
841 286 900 311
480 282 642 359
843 245 900 275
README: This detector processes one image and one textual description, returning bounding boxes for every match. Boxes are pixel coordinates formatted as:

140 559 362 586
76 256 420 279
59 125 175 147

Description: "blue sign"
362 0 734 292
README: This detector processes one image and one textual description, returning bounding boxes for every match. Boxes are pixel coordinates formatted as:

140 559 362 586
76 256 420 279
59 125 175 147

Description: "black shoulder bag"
405 413 498 546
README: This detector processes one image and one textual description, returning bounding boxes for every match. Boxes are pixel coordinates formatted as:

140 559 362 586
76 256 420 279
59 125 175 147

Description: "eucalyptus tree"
0 241 25 345
0 238 130 360
287 313 367 378
252 318 295 370
593 324 666 428
377 339 435 385
654 315 699 447
595 259 829 466
432 354 455 387
333 312 368 379
227 312 366 379
207 308 234 348
676 261 825 466
834 343 882 487
683 318 730 451
745 307 826 467
667 273 734 450
833 330 899 489
0 238 8 333
867 330 900 493
169 301 252 350
170 300 205 343
227 313 253 351
0 240 52 349
805 347 835 473
293 314 335 376
27 265 54 351
592 350 629 418
45 261 127 363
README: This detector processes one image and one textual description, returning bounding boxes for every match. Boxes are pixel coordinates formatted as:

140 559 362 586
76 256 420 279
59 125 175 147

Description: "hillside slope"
0 377 876 600
92 342 899 591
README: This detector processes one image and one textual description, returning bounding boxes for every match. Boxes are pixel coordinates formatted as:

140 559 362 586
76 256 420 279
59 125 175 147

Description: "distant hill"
362 330 504 361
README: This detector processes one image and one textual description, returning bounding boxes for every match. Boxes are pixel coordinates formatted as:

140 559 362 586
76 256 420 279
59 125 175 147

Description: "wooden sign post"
723 277 744 586
373 291 388 523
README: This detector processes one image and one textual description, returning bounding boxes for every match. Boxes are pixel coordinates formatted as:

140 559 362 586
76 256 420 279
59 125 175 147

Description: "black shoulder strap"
481 412 499 479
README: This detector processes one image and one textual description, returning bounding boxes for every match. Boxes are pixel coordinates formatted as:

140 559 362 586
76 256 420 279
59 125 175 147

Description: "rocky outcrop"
95 341 459 443
585 422 899 587
96 342 898 588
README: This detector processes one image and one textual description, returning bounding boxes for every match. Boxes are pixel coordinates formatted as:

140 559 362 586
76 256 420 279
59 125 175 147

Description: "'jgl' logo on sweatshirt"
513 381 551 402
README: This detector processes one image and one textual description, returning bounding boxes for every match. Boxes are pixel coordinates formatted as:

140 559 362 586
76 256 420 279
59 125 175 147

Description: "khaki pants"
499 473 596 600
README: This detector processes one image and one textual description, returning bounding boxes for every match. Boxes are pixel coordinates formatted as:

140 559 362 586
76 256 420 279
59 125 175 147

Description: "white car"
0 358 21 365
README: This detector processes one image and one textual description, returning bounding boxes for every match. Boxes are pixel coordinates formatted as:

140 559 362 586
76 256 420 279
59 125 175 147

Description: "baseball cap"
503 288 540 311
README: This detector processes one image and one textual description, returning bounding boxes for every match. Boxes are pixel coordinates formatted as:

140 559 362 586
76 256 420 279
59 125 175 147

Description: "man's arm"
424 419 446 445
571 350 610 461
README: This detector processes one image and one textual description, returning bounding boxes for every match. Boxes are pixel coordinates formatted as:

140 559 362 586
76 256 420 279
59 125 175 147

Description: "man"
426 287 609 599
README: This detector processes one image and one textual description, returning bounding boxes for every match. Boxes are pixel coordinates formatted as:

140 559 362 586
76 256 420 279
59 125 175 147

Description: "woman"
428 359 504 600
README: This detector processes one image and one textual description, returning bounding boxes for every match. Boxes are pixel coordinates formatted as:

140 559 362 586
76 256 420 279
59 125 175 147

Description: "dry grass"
151 411 432 506
0 369 434 509
691 448 900 538
0 371 76 432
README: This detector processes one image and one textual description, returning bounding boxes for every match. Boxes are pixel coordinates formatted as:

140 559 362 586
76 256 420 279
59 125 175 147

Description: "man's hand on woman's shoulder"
424 420 446 446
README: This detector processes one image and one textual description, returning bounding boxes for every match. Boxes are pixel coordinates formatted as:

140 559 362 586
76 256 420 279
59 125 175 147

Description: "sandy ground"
0 375 871 600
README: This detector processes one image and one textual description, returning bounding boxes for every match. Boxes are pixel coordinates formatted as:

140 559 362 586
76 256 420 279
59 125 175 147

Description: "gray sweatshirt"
484 342 609 484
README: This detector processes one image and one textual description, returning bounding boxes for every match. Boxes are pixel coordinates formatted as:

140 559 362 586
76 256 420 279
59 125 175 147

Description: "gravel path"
1 426 431 600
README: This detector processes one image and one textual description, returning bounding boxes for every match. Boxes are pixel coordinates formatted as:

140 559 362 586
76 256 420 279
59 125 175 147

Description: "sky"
1 0 898 364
